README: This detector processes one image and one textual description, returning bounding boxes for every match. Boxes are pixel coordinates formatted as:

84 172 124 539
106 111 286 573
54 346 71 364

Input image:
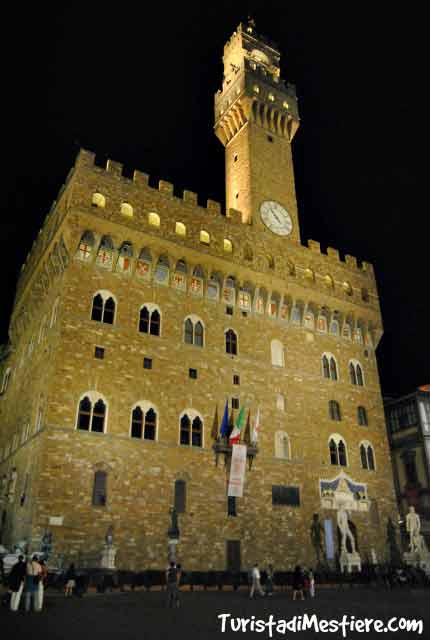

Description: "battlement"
306 239 374 276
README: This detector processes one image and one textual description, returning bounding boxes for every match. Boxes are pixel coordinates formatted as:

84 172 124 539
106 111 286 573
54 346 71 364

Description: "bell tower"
215 20 301 244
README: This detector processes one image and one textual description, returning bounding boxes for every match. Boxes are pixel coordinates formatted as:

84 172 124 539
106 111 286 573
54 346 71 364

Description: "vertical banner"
324 518 335 560
228 444 247 497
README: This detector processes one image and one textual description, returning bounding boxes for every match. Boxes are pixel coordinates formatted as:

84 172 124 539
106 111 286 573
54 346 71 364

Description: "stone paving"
0 587 428 639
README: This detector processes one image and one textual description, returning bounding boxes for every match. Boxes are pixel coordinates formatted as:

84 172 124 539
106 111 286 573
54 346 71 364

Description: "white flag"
228 444 247 497
252 408 261 444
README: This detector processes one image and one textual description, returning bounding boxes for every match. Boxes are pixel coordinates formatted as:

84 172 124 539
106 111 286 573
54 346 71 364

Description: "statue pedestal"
340 551 362 573
100 545 117 570
404 551 430 572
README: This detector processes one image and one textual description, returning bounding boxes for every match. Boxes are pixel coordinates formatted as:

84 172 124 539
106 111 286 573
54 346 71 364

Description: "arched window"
329 436 347 466
175 222 186 236
349 360 364 386
360 442 375 471
91 292 116 324
200 230 210 245
271 340 285 367
76 394 107 433
329 400 341 421
357 406 368 426
276 394 286 411
223 238 233 253
76 230 95 261
148 212 160 227
131 404 157 440
92 192 106 208
96 236 114 269
116 242 133 273
1 368 11 394
179 412 203 447
184 316 204 347
92 470 107 506
139 305 161 336
330 358 338 381
275 431 290 459
225 329 238 355
121 202 133 218
131 406 144 438
174 479 186 513
322 356 330 379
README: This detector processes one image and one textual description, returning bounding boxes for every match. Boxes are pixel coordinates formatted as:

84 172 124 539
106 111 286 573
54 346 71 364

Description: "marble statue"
8 468 18 502
406 506 421 553
105 525 114 547
337 506 356 553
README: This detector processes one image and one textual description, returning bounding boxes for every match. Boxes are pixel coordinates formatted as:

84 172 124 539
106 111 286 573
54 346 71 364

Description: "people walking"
35 559 48 611
25 555 42 613
64 563 76 596
309 568 315 598
265 564 274 596
292 565 305 600
166 561 178 608
249 563 265 598
9 555 26 612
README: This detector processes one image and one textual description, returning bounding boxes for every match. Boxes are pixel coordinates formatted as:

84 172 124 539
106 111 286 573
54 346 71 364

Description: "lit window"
268 93 275 102
120 202 133 218
223 238 233 253
253 85 260 94
343 281 353 296
148 212 160 227
92 192 106 208
200 230 210 245
175 222 186 237
283 101 289 109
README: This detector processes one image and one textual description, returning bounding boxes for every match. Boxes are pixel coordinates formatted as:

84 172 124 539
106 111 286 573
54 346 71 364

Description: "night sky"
1 4 426 397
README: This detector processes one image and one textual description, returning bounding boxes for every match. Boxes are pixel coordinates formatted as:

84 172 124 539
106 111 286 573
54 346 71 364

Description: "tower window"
232 398 239 409
228 496 237 517
189 368 198 379
268 93 275 102
253 85 260 94
283 101 289 109
235 192 239 199
94 346 105 360
143 357 153 370
148 212 160 227
233 154 238 162
233 375 240 385
200 230 210 245
175 222 186 237
226 306 234 316
267 135 274 143
223 239 233 253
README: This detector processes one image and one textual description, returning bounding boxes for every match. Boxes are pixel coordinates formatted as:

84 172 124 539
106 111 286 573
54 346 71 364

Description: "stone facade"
0 22 398 571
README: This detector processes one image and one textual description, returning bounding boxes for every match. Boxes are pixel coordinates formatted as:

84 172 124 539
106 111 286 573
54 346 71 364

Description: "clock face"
260 201 293 236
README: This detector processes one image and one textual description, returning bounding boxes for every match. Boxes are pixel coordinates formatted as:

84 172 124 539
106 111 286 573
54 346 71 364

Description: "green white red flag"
252 408 261 444
229 406 246 444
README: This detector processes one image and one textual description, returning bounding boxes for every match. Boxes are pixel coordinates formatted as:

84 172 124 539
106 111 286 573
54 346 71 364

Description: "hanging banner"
324 518 335 560
228 444 247 497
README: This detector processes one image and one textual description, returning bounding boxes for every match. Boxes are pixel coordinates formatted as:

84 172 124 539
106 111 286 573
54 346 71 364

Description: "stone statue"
168 507 180 540
406 506 421 553
7 468 18 502
310 513 324 562
105 525 114 547
386 517 401 566
41 530 53 558
337 506 356 554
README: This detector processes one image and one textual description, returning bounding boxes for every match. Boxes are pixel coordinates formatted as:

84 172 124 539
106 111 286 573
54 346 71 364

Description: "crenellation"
326 247 340 261
226 208 243 223
132 169 149 186
74 148 96 170
206 199 222 215
183 190 198 206
345 254 358 269
308 239 321 253
106 159 123 176
158 179 174 196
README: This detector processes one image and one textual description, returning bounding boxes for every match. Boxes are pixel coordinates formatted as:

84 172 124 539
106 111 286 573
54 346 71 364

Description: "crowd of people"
249 563 315 600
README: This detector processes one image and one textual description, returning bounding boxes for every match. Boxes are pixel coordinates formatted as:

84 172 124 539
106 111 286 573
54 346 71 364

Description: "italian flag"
229 406 246 444
252 408 261 444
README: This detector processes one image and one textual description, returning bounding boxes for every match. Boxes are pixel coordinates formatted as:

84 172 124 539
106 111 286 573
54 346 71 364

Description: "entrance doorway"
226 540 241 572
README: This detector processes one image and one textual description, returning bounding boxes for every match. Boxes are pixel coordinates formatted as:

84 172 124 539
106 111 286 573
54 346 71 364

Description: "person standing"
265 564 274 596
9 555 26 612
64 563 76 596
292 565 304 601
249 563 265 598
165 561 178 608
309 569 315 598
35 559 48 611
25 555 42 613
